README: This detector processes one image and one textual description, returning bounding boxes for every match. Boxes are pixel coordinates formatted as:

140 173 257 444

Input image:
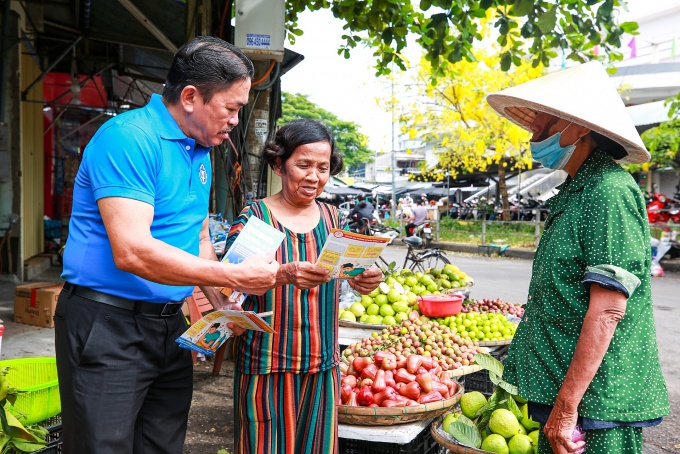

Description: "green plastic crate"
0 357 61 424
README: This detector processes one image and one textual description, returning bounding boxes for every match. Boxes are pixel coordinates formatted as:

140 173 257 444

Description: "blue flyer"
221 216 286 265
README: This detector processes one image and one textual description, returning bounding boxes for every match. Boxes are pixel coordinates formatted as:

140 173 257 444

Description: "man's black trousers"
54 290 193 454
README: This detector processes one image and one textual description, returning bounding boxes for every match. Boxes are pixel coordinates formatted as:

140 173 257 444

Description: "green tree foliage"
633 91 680 172
383 45 542 215
280 92 374 171
285 0 638 75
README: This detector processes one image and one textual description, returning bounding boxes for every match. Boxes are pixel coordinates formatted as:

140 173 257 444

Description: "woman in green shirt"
487 62 669 453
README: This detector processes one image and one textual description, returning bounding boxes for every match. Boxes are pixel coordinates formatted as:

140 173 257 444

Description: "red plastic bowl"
417 294 464 317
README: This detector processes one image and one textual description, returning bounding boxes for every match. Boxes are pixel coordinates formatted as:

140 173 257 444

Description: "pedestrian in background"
405 199 428 236
55 36 280 454
488 61 669 454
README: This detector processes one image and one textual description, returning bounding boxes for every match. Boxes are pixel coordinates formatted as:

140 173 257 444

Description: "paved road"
381 244 680 453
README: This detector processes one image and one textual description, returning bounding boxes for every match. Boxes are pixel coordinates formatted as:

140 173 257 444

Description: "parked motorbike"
647 192 680 224
448 202 462 219
409 222 433 247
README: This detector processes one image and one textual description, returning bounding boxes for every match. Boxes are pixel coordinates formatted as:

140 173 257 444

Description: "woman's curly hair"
262 119 343 175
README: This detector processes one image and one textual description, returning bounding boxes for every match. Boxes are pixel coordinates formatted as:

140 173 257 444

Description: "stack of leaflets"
176 309 274 356
176 216 285 355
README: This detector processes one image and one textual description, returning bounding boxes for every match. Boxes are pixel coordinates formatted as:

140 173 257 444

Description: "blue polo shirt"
62 94 212 302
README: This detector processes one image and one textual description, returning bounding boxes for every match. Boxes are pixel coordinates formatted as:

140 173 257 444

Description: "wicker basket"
441 279 474 294
447 364 482 378
337 382 463 426
430 415 492 454
338 319 387 330
477 339 512 347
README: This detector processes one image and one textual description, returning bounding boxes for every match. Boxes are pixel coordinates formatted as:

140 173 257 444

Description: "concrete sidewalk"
0 266 62 360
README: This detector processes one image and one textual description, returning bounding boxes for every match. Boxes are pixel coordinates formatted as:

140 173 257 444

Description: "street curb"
430 242 536 260
661 260 680 274
429 242 680 273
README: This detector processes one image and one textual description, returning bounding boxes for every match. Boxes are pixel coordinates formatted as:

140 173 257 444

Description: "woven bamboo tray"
442 279 474 294
447 364 482 378
430 415 492 454
477 338 512 347
337 382 463 426
338 319 387 330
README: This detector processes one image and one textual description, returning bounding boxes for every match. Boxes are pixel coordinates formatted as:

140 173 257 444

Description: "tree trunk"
498 164 510 220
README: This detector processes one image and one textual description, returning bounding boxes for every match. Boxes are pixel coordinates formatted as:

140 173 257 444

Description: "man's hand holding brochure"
176 216 285 355
177 219 386 355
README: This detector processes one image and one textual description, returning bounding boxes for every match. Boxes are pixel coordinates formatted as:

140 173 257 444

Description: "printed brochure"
220 215 286 305
316 229 390 279
176 309 274 356
221 215 286 265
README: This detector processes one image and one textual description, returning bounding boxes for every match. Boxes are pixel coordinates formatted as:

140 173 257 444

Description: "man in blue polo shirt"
54 37 282 454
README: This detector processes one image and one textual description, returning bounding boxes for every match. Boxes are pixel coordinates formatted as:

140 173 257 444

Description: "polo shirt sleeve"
579 179 646 299
86 123 160 205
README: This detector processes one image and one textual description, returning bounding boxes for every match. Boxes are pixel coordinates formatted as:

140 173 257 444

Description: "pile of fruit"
428 312 518 343
338 264 473 326
339 352 460 407
442 391 540 454
462 298 525 318
341 313 483 371
441 353 541 454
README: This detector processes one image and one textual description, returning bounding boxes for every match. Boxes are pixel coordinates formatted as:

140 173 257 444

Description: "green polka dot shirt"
503 149 670 422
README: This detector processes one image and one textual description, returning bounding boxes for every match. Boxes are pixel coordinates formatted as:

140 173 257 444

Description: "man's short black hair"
163 36 254 104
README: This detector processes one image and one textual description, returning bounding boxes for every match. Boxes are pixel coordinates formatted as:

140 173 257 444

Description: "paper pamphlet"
176 310 275 356
316 229 390 279
221 215 286 265
220 215 286 305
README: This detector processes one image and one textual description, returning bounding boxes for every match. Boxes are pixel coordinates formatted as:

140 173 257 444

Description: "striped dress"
226 200 342 454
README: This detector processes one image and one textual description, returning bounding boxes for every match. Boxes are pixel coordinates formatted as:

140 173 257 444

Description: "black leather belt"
63 282 184 317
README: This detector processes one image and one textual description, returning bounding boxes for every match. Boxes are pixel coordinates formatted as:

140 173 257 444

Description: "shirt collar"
146 94 189 141
562 149 610 193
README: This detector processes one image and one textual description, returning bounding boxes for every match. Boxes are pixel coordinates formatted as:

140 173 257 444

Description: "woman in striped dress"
226 119 382 454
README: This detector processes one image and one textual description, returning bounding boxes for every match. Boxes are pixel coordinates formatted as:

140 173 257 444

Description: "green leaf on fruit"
496 377 519 396
475 387 505 431
505 393 523 420
448 418 482 448
474 353 504 377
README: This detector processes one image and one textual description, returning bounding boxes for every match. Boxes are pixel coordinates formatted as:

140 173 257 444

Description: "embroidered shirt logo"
199 164 208 185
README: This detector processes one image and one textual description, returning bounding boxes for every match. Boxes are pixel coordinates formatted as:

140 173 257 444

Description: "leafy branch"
0 368 48 453
285 0 637 74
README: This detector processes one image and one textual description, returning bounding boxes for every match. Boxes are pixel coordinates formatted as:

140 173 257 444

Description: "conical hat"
487 61 650 164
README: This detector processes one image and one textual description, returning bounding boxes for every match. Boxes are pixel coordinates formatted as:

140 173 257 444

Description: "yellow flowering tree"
392 48 543 216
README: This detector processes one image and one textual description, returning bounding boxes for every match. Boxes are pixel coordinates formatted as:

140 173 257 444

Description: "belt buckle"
160 301 182 317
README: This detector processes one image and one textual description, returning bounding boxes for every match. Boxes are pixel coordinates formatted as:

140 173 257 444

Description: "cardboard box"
14 282 64 328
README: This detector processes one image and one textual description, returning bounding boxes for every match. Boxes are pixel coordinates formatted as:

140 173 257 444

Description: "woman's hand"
199 286 247 335
348 266 383 295
544 403 585 454
279 262 331 289
224 303 246 336
217 297 247 336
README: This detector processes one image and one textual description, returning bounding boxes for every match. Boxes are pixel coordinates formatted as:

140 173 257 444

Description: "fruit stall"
336 262 530 453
